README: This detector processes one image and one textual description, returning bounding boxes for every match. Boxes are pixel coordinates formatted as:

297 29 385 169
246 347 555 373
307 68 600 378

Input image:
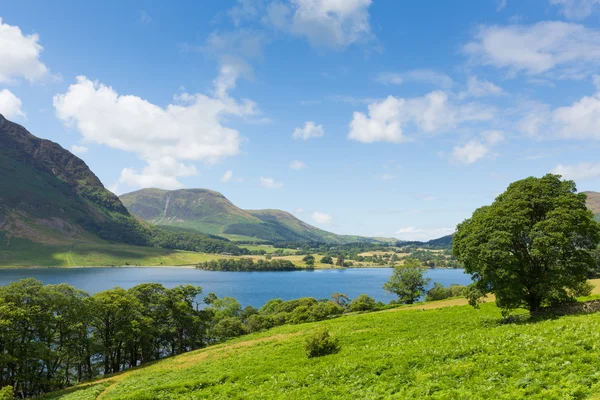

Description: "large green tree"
383 259 430 304
453 174 600 315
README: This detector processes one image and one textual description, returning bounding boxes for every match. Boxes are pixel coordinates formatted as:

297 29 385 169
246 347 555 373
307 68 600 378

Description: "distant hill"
120 188 379 244
584 191 600 221
0 113 149 245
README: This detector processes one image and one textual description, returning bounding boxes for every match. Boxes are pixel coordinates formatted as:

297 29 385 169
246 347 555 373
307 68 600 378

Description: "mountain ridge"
120 188 381 244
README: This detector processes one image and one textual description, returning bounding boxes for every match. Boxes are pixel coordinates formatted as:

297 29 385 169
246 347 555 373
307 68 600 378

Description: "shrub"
425 283 468 302
348 294 377 312
304 327 341 358
0 386 14 400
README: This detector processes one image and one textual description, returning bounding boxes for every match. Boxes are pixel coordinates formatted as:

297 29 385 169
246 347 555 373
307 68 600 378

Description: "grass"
0 237 228 267
40 292 600 400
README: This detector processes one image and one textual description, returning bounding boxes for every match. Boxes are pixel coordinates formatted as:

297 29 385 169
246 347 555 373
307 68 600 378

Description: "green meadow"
42 299 600 400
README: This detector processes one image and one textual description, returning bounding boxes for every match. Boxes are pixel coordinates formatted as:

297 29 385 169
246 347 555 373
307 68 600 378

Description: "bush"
0 386 14 400
425 283 468 302
304 327 341 358
348 294 377 312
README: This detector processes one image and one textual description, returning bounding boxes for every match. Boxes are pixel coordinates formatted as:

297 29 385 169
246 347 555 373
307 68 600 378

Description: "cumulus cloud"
375 69 453 89
497 0 507 11
289 160 307 170
0 89 24 118
550 0 600 19
266 0 373 49
552 162 600 180
292 121 324 140
348 92 494 143
312 211 332 224
463 21 600 79
119 157 199 190
295 208 305 214
379 173 396 181
71 145 88 155
451 130 504 164
395 227 455 241
518 76 600 140
54 75 256 189
458 76 504 98
260 176 284 189
0 18 49 84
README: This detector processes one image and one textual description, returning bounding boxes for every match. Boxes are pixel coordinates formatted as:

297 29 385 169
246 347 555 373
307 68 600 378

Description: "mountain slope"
0 114 149 245
120 188 376 244
584 191 600 221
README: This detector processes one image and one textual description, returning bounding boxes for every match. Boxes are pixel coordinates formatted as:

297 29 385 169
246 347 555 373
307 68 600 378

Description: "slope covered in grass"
42 300 600 399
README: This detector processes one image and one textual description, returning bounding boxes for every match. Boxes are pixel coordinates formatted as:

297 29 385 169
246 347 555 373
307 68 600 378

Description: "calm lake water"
0 267 471 308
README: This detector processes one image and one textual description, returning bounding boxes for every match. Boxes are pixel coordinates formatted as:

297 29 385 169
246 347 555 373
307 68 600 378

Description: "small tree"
330 292 349 308
320 256 333 265
304 327 340 358
453 174 600 316
348 294 377 312
302 255 315 267
335 255 345 267
383 259 430 304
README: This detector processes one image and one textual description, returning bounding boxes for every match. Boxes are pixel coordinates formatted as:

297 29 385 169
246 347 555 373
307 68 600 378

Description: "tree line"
196 258 304 271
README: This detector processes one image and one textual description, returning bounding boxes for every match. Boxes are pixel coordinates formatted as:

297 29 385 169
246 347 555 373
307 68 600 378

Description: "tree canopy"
383 259 430 304
453 174 600 315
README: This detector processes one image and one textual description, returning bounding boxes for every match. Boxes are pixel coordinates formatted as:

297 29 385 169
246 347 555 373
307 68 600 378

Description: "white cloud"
518 76 600 140
497 0 507 11
482 129 505 145
451 141 489 164
71 145 88 155
451 130 504 164
295 208 305 214
379 173 396 181
0 18 49 84
395 227 455 241
54 76 256 189
292 121 325 140
266 0 373 49
550 0 600 19
552 162 600 180
260 176 284 189
289 160 307 170
119 157 199 190
312 211 332 224
464 21 600 79
375 69 453 89
0 89 24 118
348 92 494 143
459 76 504 98
221 170 234 182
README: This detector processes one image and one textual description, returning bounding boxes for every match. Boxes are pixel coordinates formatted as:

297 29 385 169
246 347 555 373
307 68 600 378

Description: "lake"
0 267 472 308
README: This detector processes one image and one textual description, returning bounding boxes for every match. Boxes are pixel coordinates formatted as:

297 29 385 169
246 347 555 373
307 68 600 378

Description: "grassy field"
41 288 600 400
0 238 228 267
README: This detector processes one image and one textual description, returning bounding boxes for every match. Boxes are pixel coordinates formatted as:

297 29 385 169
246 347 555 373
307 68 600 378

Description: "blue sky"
1 0 600 240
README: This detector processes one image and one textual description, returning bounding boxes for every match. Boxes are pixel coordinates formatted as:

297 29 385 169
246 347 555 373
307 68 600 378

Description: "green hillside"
42 299 600 400
120 188 379 244
0 113 149 246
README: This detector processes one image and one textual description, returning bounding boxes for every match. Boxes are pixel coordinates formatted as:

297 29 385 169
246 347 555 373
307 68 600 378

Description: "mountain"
120 188 378 244
584 191 600 221
0 114 149 245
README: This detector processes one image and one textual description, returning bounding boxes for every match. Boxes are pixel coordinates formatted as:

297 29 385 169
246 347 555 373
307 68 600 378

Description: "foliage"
348 294 379 312
302 254 315 266
40 300 600 400
383 259 431 304
453 174 600 315
196 258 305 271
425 283 467 302
0 387 14 400
320 256 333 264
304 327 341 358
